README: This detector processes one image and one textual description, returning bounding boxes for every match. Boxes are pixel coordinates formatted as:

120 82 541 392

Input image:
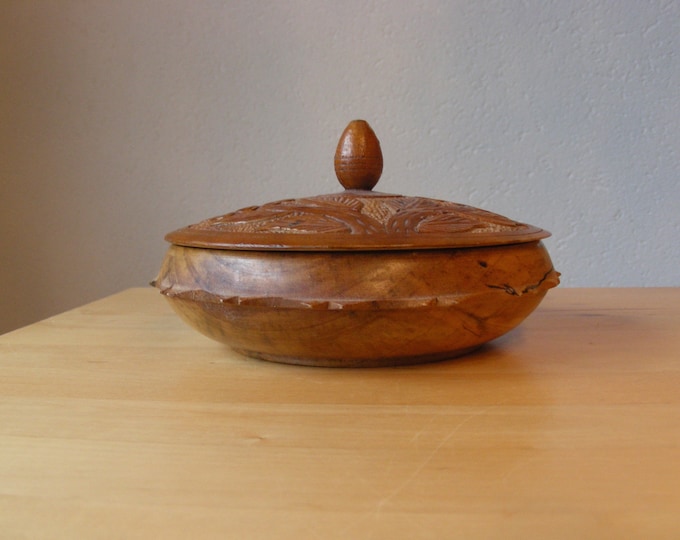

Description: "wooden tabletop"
1 287 679 539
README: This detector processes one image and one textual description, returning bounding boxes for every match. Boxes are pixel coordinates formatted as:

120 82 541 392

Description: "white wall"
1 1 679 333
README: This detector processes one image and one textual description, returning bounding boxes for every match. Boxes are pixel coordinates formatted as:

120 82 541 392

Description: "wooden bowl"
153 121 559 367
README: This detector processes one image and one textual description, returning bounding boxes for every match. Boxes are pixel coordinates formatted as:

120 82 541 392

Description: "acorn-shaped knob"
334 120 383 190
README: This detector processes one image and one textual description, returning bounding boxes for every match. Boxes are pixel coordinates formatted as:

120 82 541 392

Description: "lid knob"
334 120 383 190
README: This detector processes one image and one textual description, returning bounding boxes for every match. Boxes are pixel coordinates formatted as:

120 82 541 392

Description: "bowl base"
230 345 483 368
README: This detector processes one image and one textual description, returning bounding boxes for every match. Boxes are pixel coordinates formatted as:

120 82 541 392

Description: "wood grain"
1 288 680 539
334 119 383 190
154 242 558 366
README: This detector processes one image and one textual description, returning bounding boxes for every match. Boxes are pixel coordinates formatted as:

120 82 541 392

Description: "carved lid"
165 120 550 251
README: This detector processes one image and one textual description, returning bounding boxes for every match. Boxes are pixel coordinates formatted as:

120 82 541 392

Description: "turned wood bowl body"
154 241 558 367
154 120 559 367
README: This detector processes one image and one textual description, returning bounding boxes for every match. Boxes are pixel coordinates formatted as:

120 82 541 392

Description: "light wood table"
1 288 679 539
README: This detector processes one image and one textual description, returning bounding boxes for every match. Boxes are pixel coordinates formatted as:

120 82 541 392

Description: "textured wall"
1 1 679 333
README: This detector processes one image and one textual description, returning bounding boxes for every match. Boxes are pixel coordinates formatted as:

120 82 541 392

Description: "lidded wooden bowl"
153 120 559 367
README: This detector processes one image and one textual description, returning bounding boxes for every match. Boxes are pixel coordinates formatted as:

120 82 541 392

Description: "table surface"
1 287 679 539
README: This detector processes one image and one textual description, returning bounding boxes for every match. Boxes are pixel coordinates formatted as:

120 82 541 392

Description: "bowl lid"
165 120 550 251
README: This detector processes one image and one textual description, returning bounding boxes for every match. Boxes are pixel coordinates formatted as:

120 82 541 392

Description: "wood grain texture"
153 242 558 366
334 119 383 190
1 288 680 538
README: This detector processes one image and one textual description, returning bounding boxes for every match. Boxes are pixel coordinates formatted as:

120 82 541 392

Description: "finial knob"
334 120 383 190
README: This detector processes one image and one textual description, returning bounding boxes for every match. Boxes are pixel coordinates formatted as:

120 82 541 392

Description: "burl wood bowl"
153 120 559 367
